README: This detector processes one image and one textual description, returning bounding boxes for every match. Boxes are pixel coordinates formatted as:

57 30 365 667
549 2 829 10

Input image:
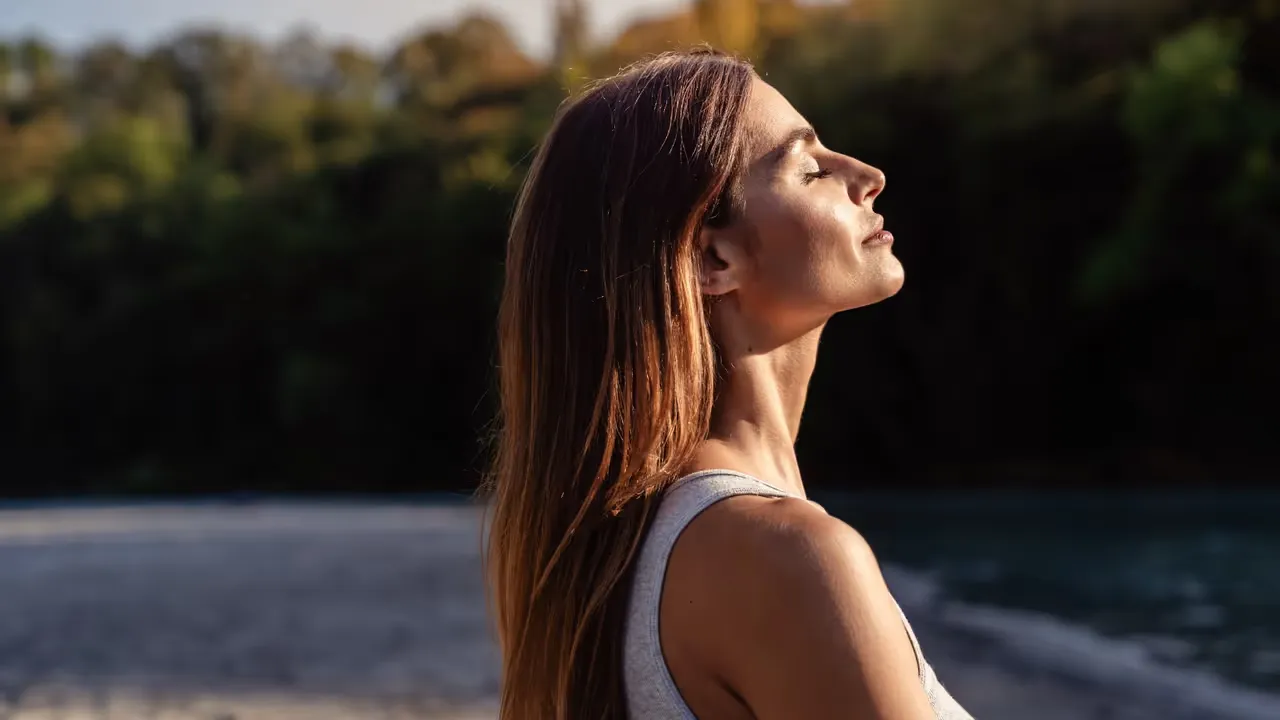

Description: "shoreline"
0 502 1276 719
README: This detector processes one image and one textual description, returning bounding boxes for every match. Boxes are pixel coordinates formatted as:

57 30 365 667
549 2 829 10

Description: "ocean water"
826 490 1280 694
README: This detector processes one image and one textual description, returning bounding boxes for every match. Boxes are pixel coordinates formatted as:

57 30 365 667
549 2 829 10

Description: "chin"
844 256 904 310
880 257 906 298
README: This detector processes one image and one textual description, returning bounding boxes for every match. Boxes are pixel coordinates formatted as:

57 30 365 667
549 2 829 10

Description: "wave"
882 563 1280 720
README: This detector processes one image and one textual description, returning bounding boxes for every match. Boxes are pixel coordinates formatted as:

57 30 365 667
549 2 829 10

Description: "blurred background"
0 0 1277 718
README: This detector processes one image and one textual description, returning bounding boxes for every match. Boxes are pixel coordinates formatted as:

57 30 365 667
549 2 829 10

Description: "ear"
699 224 745 297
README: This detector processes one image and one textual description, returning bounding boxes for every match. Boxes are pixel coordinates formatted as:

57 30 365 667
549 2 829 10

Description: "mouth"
862 215 893 247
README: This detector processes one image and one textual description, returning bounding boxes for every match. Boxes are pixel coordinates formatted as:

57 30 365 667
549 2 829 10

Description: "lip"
862 215 893 246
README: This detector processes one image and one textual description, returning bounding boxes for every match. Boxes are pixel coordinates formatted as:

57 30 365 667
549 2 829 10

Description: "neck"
690 322 824 497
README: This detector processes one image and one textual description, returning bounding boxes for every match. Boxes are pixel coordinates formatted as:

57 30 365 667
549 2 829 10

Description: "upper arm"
671 498 935 720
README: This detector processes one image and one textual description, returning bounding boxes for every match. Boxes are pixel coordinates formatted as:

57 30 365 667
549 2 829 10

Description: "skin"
660 77 933 719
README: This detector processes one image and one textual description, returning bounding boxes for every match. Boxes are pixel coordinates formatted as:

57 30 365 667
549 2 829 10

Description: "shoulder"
692 492 873 564
663 493 932 719
669 493 882 627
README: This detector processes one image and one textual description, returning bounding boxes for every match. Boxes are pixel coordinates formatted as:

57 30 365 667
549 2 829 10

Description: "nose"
847 159 885 206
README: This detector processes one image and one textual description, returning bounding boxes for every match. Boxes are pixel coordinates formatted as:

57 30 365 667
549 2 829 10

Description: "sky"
0 0 691 58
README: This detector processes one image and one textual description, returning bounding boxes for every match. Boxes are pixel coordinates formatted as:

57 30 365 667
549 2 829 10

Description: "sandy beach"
0 502 1276 719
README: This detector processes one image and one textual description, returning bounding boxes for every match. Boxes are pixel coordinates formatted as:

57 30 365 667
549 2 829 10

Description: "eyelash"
802 169 833 184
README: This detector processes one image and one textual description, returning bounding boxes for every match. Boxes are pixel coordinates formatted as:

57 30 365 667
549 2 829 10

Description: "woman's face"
702 77 903 342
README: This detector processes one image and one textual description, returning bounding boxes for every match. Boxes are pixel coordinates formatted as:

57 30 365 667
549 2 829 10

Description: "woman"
486 49 972 719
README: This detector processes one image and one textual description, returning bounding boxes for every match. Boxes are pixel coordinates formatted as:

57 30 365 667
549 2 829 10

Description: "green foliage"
1125 20 1244 148
1080 19 1280 303
0 177 53 227
60 116 188 217
0 0 1277 495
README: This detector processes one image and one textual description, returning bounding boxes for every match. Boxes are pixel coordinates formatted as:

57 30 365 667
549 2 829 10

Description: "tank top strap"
664 468 795 507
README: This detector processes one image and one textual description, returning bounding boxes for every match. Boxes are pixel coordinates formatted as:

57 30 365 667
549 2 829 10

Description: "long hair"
485 49 755 719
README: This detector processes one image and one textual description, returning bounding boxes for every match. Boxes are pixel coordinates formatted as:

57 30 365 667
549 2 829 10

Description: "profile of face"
700 77 903 348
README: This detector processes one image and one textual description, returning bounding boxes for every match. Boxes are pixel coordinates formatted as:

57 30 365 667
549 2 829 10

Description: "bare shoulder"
668 493 882 627
684 493 874 568
664 494 933 720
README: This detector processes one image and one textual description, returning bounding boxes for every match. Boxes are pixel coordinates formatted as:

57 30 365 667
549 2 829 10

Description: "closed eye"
802 168 833 185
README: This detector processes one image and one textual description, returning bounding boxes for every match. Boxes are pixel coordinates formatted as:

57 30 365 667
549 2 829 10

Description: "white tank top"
622 469 974 719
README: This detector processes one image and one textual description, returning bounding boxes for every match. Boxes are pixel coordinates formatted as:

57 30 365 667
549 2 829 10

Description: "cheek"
822 201 861 258
787 197 861 279
749 199 820 276
740 187 902 314
745 200 852 302
770 197 900 304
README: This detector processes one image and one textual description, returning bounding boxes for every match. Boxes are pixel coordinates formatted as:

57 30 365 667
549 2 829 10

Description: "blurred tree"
882 0 1178 77
1080 19 1279 303
325 45 382 105
598 8 700 70
695 0 761 56
0 111 75 226
0 41 13 104
273 27 332 91
302 45 382 165
760 0 805 38
224 97 316 186
147 31 271 153
0 39 76 226
1 0 1277 495
847 0 891 21
18 37 61 103
385 14 538 115
554 0 591 89
74 41 137 128
59 115 187 218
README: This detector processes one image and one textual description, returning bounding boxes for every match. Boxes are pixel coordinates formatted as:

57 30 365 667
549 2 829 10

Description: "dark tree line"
0 0 1276 496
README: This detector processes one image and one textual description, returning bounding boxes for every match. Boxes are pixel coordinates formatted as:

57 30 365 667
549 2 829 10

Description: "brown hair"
484 49 755 719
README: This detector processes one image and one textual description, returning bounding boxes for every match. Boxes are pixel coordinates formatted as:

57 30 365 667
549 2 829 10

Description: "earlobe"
699 227 739 297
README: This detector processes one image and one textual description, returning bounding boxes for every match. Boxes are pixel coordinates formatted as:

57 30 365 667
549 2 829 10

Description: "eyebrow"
764 126 818 167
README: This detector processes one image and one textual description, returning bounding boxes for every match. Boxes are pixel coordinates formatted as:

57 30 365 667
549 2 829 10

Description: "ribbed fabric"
622 469 974 719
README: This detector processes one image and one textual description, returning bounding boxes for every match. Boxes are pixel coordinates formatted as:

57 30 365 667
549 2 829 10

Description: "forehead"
740 77 811 164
